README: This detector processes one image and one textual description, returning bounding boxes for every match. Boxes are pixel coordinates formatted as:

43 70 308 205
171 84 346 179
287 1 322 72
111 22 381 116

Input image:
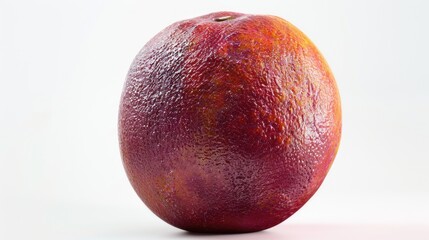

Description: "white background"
1 0 428 239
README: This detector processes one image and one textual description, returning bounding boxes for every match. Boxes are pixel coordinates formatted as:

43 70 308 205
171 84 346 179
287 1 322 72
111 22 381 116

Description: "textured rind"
119 12 341 233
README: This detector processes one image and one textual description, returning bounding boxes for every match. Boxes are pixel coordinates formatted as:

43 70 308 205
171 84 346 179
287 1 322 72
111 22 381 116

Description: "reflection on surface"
172 224 429 240
176 229 281 240
84 223 429 240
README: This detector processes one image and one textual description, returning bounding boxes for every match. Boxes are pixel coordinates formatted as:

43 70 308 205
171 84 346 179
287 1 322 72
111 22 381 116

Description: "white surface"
1 0 429 239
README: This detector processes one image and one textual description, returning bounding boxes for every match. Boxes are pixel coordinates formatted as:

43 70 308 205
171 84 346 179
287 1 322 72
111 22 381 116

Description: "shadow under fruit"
118 11 341 233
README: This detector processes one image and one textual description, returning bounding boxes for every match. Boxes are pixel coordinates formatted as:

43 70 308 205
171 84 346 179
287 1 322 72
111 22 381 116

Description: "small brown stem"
214 16 233 22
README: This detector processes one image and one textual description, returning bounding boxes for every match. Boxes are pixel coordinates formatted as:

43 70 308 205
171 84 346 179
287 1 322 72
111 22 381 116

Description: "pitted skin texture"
119 12 341 233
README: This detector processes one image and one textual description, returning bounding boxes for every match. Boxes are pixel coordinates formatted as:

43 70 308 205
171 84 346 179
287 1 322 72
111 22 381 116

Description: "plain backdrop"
1 0 428 239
